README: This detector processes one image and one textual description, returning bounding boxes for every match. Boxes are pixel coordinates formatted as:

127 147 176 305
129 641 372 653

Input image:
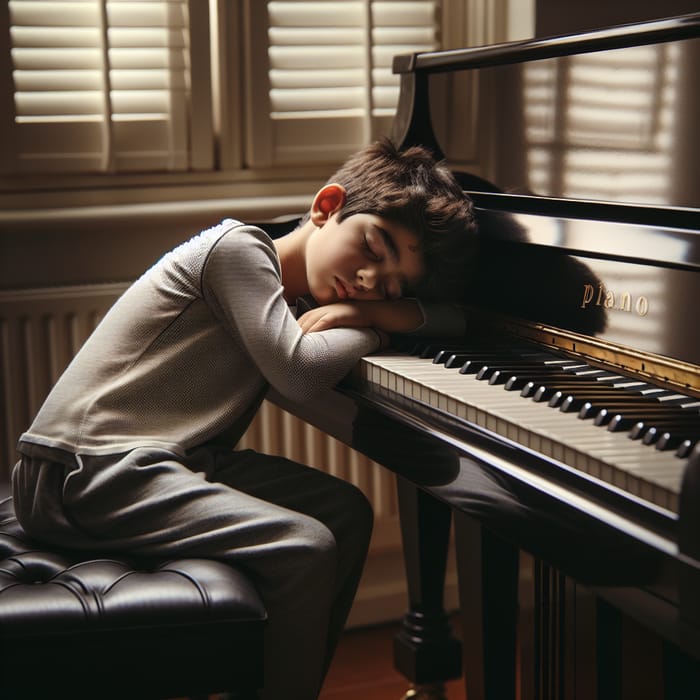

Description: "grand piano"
274 12 700 700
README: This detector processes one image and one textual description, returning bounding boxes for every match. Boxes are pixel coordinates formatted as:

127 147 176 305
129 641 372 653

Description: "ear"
310 183 346 225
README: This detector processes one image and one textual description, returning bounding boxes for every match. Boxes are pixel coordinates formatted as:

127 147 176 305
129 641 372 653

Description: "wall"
535 0 698 36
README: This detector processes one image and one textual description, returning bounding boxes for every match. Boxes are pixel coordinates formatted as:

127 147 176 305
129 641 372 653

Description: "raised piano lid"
390 12 700 392
392 13 700 211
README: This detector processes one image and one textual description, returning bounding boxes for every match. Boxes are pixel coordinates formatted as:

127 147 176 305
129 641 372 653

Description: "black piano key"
608 414 644 431
527 377 640 401
550 383 684 413
641 420 700 446
608 409 699 433
533 383 601 402
417 340 492 359
642 426 700 448
419 343 453 359
504 368 584 396
627 414 700 439
656 431 700 451
521 377 596 397
559 389 642 413
505 375 549 391
642 427 664 445
592 409 615 426
490 364 595 386
507 367 604 389
604 409 681 431
528 379 609 400
444 353 479 368
444 350 516 368
677 439 698 458
628 422 649 439
477 363 553 381
577 396 650 419
548 386 629 409
431 345 491 364
451 350 554 371
475 365 498 380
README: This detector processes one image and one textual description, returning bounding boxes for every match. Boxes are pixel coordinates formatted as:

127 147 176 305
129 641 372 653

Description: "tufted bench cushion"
0 496 267 699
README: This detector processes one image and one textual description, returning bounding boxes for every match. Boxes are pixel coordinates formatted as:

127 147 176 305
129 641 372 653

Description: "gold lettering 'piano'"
273 12 700 700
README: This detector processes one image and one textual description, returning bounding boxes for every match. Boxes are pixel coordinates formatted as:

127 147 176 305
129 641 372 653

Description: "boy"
12 140 477 699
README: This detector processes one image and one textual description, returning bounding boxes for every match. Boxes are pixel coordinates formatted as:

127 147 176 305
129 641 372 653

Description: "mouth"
335 278 352 300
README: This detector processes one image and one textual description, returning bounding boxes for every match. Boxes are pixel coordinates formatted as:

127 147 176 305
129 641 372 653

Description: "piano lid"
390 14 700 391
393 13 700 212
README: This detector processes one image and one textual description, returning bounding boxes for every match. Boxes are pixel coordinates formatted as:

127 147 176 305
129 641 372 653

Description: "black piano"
273 12 700 700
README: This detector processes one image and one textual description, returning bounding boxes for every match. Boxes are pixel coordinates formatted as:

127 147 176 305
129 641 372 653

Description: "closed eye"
363 233 382 261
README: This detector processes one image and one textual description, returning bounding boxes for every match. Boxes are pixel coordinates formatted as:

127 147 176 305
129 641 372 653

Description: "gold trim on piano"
478 311 700 398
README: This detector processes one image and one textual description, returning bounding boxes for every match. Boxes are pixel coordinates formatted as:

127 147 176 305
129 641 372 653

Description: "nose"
356 267 379 293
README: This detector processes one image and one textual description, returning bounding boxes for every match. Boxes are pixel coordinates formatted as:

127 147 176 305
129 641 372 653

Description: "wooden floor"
320 618 465 700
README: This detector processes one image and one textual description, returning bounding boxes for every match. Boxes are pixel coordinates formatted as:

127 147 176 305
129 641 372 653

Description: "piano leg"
596 598 623 700
453 509 519 700
394 476 462 700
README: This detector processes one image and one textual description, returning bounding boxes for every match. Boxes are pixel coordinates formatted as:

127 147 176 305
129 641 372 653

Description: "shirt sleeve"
201 223 381 403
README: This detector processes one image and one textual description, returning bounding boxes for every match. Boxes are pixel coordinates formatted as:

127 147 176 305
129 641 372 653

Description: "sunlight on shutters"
523 44 678 204
8 0 194 173
263 0 439 165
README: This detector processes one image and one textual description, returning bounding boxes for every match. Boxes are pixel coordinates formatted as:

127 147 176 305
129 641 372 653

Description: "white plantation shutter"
3 0 212 174
246 0 440 167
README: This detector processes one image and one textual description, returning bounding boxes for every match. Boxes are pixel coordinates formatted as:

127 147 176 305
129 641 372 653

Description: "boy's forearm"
296 298 466 338
361 299 424 333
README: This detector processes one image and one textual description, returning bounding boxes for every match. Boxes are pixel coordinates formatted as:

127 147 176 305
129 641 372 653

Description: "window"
1 0 213 175
1 0 443 180
242 0 441 166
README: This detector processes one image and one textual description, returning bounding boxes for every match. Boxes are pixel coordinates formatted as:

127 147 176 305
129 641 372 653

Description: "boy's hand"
297 302 371 333
297 299 424 334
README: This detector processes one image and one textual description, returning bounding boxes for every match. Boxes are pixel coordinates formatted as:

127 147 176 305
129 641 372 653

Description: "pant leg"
205 448 374 676
12 448 373 700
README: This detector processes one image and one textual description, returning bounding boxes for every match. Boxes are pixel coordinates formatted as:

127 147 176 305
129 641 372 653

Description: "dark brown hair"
326 139 477 302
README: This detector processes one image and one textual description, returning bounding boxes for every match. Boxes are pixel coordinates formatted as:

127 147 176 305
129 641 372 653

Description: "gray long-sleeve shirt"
18 220 464 466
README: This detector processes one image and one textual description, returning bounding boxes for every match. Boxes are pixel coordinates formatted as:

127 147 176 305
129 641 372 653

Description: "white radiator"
0 284 127 477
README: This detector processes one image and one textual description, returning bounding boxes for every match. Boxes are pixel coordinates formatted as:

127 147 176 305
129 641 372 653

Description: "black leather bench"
0 496 267 699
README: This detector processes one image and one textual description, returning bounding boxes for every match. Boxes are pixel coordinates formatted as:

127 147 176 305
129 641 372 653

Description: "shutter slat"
6 0 201 174
254 0 439 164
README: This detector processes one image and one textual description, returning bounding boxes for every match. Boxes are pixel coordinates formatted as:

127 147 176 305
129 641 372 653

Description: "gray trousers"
12 445 374 700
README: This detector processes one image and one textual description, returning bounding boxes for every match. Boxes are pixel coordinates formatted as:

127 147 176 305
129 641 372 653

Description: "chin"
309 285 334 305
307 290 327 306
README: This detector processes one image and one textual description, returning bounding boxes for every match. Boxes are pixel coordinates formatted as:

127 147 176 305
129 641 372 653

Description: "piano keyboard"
355 341 700 515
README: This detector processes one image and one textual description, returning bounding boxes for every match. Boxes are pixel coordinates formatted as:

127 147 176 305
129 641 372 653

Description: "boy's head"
324 139 478 302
